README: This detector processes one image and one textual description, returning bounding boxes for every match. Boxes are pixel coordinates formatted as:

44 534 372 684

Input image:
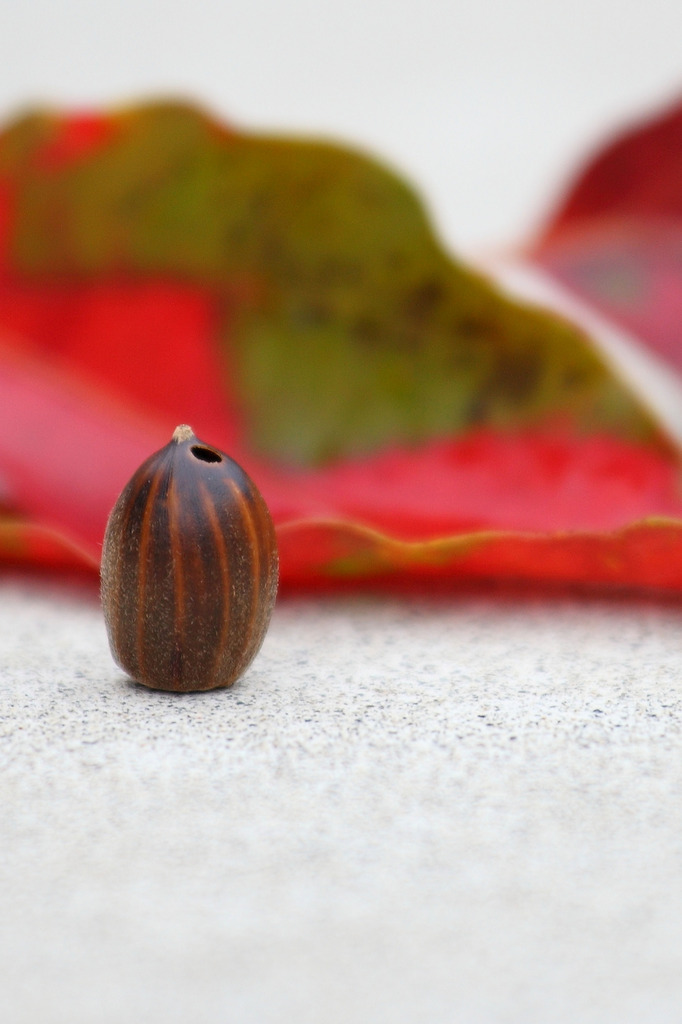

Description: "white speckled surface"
2 578 682 1023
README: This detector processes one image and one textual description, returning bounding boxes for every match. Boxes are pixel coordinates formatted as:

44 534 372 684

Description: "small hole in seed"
191 445 222 463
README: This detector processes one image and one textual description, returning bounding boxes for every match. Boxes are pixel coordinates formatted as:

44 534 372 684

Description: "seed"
101 424 278 692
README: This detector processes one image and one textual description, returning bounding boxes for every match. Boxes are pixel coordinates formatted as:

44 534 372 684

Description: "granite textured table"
2 576 682 1023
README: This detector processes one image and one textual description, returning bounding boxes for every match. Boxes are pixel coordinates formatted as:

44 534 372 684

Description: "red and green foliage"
2 100 682 592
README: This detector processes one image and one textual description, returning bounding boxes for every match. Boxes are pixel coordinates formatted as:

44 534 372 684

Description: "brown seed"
100 424 279 692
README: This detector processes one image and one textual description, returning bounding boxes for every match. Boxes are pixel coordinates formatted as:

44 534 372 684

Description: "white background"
0 0 681 253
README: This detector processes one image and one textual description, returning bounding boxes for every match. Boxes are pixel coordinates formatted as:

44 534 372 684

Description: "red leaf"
3 331 682 592
2 100 682 594
0 332 166 549
277 518 682 594
533 96 682 389
35 114 117 172
0 276 241 446
277 430 682 537
0 180 12 272
534 222 682 375
0 515 99 574
538 97 682 242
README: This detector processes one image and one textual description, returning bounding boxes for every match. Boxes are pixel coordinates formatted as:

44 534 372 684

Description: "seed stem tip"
172 424 195 443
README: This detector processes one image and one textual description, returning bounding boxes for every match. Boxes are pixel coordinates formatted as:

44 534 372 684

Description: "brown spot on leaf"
484 348 543 406
403 278 445 324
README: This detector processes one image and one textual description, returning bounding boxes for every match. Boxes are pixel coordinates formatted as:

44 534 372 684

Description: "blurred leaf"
537 97 682 241
535 223 682 375
0 100 681 593
0 101 665 462
534 96 682 386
